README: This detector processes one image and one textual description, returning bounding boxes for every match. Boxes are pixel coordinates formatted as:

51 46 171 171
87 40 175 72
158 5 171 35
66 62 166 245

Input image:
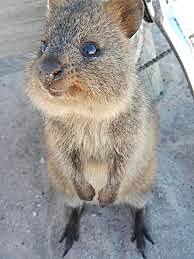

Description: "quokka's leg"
59 205 85 257
131 207 154 259
127 158 156 259
46 155 85 256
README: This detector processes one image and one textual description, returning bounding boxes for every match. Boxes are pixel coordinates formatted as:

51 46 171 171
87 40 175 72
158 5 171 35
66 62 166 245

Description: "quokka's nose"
37 55 64 87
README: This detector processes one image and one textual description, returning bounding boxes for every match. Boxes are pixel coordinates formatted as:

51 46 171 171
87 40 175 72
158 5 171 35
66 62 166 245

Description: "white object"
144 0 194 97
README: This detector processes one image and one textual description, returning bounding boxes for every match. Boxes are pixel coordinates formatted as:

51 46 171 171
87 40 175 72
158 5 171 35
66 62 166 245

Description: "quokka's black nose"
37 55 64 87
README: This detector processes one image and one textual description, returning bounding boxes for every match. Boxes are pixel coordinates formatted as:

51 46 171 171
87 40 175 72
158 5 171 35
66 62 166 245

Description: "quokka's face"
27 0 143 116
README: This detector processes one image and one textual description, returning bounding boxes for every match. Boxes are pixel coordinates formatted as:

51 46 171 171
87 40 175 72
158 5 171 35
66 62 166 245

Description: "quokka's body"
43 88 158 209
26 0 159 257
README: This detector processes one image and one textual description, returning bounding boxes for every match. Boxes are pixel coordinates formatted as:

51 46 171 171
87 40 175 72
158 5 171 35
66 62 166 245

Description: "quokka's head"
27 0 144 118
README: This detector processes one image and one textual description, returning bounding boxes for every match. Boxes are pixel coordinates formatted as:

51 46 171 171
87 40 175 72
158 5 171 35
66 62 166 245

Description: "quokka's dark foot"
75 182 96 201
131 208 154 259
59 206 84 257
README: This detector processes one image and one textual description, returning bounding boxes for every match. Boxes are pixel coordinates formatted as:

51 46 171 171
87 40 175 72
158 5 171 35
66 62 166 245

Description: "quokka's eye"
81 42 101 60
40 40 48 54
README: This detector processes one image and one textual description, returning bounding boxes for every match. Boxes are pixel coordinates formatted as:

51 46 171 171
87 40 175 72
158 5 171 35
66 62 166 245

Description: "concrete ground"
0 1 194 259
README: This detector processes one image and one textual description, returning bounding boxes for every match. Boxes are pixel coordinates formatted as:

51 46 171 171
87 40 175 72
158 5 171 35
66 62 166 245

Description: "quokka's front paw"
76 183 95 201
98 187 117 207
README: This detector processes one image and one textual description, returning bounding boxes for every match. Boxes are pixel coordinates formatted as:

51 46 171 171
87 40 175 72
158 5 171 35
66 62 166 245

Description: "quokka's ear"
105 0 144 38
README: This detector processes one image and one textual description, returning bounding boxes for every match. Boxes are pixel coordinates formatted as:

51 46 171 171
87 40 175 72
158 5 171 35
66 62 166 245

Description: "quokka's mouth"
48 87 65 97
38 80 66 97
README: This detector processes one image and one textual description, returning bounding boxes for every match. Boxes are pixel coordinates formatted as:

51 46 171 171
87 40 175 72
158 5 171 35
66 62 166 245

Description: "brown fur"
106 0 144 37
26 0 158 209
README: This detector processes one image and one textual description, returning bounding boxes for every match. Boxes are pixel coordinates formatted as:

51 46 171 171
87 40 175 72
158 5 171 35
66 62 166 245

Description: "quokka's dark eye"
40 40 48 54
81 42 101 60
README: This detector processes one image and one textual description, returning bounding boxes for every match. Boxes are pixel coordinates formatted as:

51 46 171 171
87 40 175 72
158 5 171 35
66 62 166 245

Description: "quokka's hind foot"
59 206 84 257
131 208 155 259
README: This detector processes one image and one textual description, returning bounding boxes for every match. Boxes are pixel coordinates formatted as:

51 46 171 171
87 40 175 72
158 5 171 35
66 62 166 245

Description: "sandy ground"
0 0 45 59
0 1 194 259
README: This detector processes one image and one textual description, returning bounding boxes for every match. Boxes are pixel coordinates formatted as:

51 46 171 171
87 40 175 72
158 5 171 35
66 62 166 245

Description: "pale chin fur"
29 90 131 121
27 77 136 121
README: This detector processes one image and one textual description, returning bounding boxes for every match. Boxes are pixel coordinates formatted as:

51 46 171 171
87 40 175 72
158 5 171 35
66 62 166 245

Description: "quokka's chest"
47 118 113 160
72 121 111 158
